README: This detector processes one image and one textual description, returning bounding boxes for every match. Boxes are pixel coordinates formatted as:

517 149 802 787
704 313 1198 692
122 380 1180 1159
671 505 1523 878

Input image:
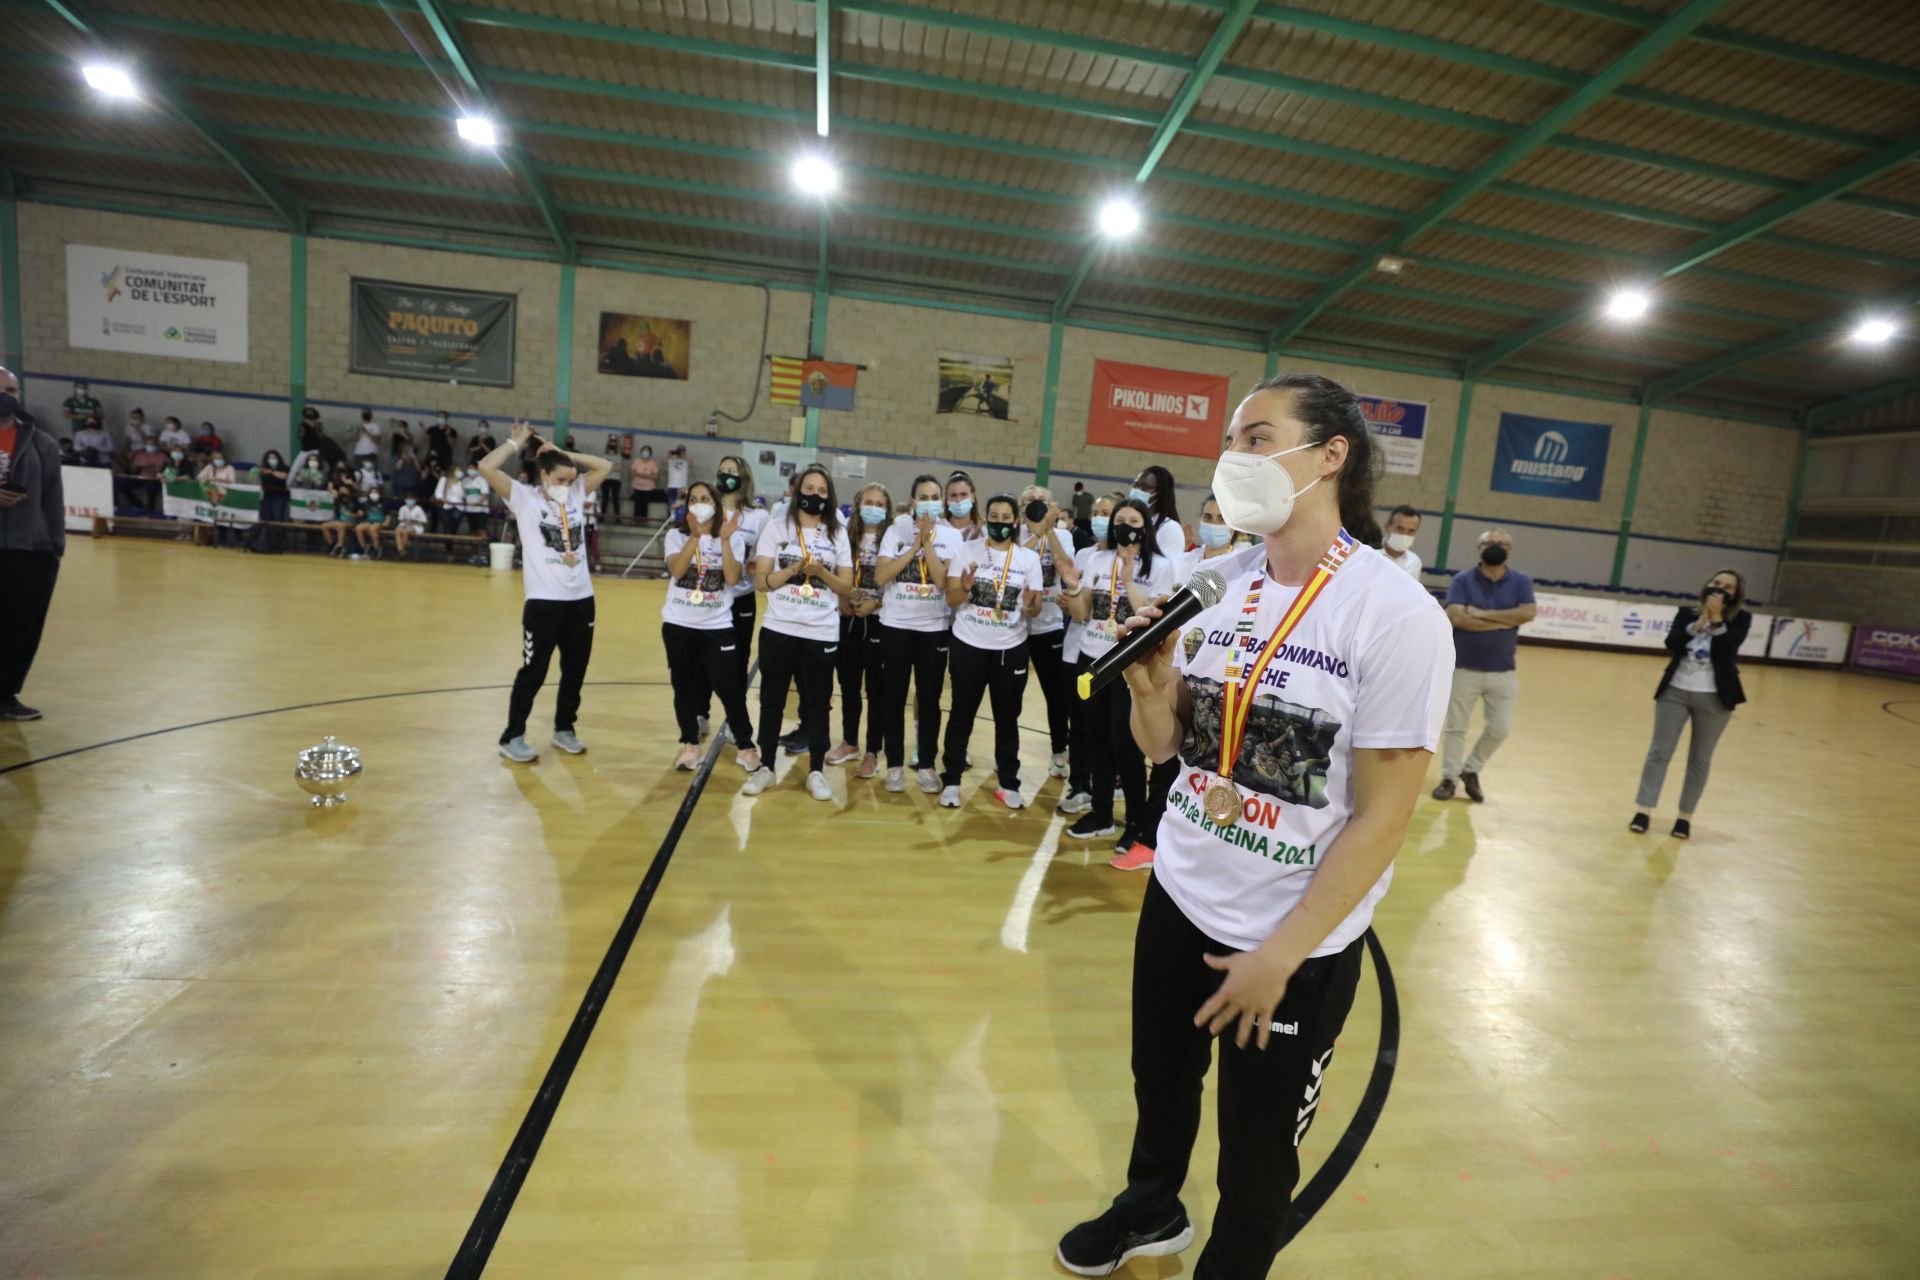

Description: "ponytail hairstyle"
1248 372 1382 549
945 469 982 534
717 454 756 507
682 480 723 538
854 483 894 536
1107 496 1159 577
787 463 842 538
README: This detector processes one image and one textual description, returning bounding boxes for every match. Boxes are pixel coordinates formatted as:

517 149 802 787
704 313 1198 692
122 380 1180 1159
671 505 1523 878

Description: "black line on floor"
0 681 672 776
442 664 753 1280
1278 926 1400 1250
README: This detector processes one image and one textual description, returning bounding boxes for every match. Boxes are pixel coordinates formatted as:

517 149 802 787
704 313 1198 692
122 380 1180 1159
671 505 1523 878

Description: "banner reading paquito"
1086 360 1229 459
350 278 517 387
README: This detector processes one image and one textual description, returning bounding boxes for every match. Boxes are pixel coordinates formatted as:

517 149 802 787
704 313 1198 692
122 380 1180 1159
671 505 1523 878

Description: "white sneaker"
995 788 1027 810
674 743 701 770
551 730 586 755
1049 752 1069 779
735 747 762 773
824 742 859 766
939 785 962 808
806 770 834 802
741 766 775 796
1058 789 1093 815
917 768 939 794
884 767 906 793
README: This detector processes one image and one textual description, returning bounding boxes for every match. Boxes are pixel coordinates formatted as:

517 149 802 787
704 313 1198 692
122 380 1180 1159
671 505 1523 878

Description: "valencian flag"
770 356 858 411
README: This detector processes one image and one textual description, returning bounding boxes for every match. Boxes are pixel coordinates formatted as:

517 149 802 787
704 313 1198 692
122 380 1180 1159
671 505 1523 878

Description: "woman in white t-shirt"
1173 493 1238 586
1054 373 1451 1280
938 495 1046 810
1130 463 1189 564
1018 484 1081 785
1061 498 1179 860
1056 491 1119 818
742 464 853 802
873 474 963 794
827 484 892 778
943 470 984 543
661 480 761 774
715 455 766 686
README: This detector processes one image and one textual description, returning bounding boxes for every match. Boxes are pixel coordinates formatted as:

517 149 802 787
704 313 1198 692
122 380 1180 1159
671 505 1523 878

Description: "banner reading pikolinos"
66 244 249 363
351 278 517 387
1086 360 1229 459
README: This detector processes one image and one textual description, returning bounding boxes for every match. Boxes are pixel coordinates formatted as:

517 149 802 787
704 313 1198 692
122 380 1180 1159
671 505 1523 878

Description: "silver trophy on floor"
295 736 363 808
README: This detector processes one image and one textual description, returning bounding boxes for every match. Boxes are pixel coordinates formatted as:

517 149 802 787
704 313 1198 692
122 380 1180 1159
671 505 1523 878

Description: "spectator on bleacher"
395 493 429 559
62 381 101 434
163 450 193 483
629 445 660 520
127 437 168 512
425 411 454 468
1432 528 1534 804
0 364 63 722
391 445 422 504
121 407 149 459
248 449 291 555
1382 504 1422 580
293 453 327 489
1070 481 1093 535
57 437 77 465
156 417 189 452
466 426 491 467
665 444 690 507
599 434 624 518
433 466 464 534
352 409 382 461
390 419 412 460
72 415 115 466
192 421 222 457
354 457 381 492
1629 570 1749 841
197 451 237 486
354 488 386 559
298 414 346 474
321 486 356 557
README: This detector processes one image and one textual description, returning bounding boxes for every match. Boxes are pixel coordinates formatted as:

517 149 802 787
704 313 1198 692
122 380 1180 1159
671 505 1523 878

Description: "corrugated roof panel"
568 214 818 264
1450 190 1692 259
304 186 551 234
11 148 253 197
1508 147 1780 221
833 76 1144 163
1228 16 1569 124
1340 289 1521 339
824 208 1078 262
7 101 212 157
1715 236 1920 294
1158 132 1437 219
840 8 1190 104
1764 204 1920 263
1715 0 1920 68
942 0 1217 57
1402 226 1627 290
1631 40 1920 140
1302 0 1640 76
1371 262 1583 313
1565 97 1859 183
1308 313 1485 357
1851 163 1920 206
1662 273 1824 327
23 176 284 227
463 26 811 107
1200 74 1499 179
1077 278 1278 329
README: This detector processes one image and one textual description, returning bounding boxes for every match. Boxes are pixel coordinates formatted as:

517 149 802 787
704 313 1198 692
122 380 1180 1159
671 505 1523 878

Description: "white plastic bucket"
488 542 516 573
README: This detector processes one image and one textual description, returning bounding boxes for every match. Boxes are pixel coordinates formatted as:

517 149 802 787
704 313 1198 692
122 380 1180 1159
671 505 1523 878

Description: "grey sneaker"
0 696 43 721
1058 789 1093 815
498 736 537 763
917 768 940 794
884 767 906 793
551 730 586 755
741 766 775 796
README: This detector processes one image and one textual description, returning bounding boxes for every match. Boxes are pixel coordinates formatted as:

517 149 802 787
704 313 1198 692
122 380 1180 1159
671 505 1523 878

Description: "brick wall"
1633 409 1798 549
1775 562 1920 629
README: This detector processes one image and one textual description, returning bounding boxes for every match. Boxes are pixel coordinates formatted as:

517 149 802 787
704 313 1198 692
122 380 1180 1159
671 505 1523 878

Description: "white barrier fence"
1520 590 1850 666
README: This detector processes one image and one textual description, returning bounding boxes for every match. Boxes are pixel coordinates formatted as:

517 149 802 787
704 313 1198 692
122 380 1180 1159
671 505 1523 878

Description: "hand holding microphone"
1077 567 1231 699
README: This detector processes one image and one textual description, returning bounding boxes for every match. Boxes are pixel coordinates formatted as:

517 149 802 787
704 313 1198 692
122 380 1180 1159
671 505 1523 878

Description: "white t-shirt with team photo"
1025 528 1073 636
755 518 853 642
663 527 748 631
727 506 769 599
1156 536 1453 956
878 517 965 633
507 477 594 602
847 523 888 609
1072 545 1179 661
948 540 1044 651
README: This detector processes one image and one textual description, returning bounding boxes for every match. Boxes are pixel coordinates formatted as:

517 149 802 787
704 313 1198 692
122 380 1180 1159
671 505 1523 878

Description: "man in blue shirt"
1433 529 1534 802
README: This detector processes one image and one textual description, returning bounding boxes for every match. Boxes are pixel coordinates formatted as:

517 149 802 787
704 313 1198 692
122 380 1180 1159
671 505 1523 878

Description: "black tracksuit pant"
879 623 948 770
500 596 595 743
1085 675 1178 842
755 626 835 772
661 621 754 748
941 637 1028 791
1027 626 1070 755
0 550 59 698
837 613 884 752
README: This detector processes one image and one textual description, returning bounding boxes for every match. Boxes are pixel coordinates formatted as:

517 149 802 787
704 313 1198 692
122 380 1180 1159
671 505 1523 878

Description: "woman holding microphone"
1055 373 1452 1280
874 475 964 793
1629 569 1748 839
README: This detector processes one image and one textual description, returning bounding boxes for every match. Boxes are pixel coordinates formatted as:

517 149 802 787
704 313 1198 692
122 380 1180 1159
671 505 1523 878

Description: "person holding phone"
1629 569 1749 839
1019 484 1080 784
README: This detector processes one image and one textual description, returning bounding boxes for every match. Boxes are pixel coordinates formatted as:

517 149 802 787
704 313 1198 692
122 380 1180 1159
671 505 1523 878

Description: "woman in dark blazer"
1630 569 1748 839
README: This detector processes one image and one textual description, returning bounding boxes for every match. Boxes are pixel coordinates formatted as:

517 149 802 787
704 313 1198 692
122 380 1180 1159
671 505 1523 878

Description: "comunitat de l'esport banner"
1767 616 1852 665
65 244 250 364
350 277 517 387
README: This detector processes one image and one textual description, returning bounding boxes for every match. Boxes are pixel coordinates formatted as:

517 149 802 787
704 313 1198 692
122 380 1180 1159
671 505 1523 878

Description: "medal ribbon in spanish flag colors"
1213 531 1357 796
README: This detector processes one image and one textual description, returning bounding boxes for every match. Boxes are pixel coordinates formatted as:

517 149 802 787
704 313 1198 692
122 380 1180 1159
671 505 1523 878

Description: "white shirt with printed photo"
507 477 593 602
948 540 1044 652
878 517 965 633
755 518 853 642
663 527 748 631
1071 545 1178 662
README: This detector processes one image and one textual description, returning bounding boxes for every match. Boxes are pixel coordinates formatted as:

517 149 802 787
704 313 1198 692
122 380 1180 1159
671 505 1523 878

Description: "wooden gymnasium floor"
2 537 1916 1279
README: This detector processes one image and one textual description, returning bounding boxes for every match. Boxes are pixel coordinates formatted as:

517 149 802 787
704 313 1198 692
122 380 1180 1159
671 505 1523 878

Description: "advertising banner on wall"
1086 360 1229 459
66 244 249 363
936 352 1014 420
161 481 334 524
1767 616 1852 665
1523 592 1770 658
350 278 516 387
1849 624 1920 677
1357 395 1428 476
61 465 115 532
596 312 690 379
1492 413 1610 502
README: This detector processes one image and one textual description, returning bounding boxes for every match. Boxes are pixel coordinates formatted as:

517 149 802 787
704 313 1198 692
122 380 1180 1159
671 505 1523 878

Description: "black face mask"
1024 499 1047 522
1704 586 1729 601
1480 545 1509 566
1112 523 1143 548
0 392 18 420
716 472 741 493
796 492 829 517
987 520 1017 543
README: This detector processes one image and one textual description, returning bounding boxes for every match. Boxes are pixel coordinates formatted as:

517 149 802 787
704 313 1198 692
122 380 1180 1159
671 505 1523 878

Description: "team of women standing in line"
653 454 1250 868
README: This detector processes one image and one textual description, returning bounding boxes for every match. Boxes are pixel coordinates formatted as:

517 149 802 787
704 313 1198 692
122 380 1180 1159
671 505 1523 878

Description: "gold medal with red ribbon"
1206 530 1356 826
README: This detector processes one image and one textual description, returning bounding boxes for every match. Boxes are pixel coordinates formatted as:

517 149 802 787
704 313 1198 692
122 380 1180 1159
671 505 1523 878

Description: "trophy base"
307 794 351 808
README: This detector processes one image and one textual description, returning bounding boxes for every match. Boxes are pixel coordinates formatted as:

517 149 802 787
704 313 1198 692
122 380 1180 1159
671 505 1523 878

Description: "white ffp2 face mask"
1210 442 1321 536
687 502 716 524
1386 531 1415 553
546 483 572 504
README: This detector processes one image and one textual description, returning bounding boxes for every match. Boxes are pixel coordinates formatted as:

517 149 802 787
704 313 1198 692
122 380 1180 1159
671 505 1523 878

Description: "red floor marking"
764 1152 777 1166
1458 1172 1474 1181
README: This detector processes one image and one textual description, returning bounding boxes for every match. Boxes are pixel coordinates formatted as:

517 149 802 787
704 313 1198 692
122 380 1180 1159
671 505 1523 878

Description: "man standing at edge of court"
1433 528 1533 803
1381 504 1423 580
0 366 65 721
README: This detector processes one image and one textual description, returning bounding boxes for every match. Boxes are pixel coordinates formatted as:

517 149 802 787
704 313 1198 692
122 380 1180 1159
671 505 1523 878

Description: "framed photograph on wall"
598 312 691 379
936 352 1014 420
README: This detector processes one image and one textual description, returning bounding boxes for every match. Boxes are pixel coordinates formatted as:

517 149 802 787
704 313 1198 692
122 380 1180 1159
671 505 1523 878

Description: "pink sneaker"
824 742 860 766
673 744 700 771
856 752 880 779
1109 841 1155 872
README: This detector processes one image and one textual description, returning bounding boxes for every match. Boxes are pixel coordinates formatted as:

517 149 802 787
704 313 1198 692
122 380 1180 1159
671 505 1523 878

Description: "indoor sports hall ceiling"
3 0 1919 422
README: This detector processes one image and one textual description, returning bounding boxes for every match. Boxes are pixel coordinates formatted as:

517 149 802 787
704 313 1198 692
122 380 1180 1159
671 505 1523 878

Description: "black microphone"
1078 568 1231 699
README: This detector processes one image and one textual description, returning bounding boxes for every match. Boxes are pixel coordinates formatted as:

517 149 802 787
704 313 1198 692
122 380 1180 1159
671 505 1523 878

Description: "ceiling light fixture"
1851 316 1898 345
1375 255 1410 275
1604 288 1652 322
81 63 138 100
791 153 840 197
456 114 499 147
1097 197 1142 238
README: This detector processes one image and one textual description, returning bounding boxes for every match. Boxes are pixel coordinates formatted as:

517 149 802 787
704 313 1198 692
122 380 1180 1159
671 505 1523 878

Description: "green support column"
1262 337 1279 380
1610 402 1654 587
553 261 575 446
805 221 828 450
1035 314 1065 487
288 233 307 457
0 190 22 374
1433 379 1476 572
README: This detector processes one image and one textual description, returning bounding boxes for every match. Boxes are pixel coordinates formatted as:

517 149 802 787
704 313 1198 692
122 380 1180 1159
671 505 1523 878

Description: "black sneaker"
1056 1205 1194 1277
1430 777 1457 801
779 729 807 755
0 696 43 721
1461 769 1485 803
1067 814 1120 840
1671 818 1692 840
1628 812 1650 834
